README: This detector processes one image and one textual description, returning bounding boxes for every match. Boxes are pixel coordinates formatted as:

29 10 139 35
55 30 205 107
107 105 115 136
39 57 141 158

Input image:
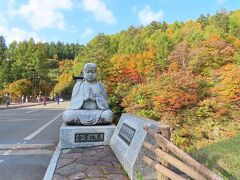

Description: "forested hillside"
0 9 239 150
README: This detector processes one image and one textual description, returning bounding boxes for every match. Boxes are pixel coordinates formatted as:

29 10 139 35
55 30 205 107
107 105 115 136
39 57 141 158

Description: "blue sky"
0 0 239 45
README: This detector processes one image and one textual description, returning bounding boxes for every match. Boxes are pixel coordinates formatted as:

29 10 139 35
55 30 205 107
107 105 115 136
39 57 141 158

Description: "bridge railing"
142 125 222 180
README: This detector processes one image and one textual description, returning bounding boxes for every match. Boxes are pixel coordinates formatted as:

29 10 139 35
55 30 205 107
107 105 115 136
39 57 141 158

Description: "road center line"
24 112 63 141
25 109 39 114
0 160 4 163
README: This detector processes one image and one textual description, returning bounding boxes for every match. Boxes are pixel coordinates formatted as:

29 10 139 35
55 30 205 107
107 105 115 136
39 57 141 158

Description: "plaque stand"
60 123 116 149
110 113 161 180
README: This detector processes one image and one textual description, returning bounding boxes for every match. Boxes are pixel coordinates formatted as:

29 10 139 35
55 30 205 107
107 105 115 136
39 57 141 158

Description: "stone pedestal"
60 124 116 149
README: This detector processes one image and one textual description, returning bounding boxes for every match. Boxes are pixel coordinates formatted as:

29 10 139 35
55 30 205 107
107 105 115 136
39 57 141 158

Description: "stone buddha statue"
63 63 114 125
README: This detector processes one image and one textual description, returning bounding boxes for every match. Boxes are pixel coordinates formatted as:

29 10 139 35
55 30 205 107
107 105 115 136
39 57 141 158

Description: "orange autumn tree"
189 35 235 74
211 64 240 103
106 49 156 116
0 89 6 104
109 48 156 86
122 70 200 122
53 60 74 95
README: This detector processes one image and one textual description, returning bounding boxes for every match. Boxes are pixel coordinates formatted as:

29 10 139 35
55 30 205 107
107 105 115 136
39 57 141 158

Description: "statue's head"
83 63 97 82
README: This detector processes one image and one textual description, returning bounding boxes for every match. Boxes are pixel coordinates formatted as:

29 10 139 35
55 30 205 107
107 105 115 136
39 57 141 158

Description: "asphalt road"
0 102 68 180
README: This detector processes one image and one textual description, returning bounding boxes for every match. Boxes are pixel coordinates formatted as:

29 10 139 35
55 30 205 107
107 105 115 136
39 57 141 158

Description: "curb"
43 143 61 180
0 102 53 110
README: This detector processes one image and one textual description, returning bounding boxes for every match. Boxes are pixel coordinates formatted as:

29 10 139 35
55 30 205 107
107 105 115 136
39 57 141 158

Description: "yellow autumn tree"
7 79 31 97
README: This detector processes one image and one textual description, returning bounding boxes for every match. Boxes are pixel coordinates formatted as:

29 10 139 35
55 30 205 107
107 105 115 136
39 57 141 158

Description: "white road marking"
25 109 39 114
24 112 63 141
0 150 52 156
0 106 34 111
0 160 4 163
0 119 39 122
2 150 12 155
15 149 51 155
0 144 55 150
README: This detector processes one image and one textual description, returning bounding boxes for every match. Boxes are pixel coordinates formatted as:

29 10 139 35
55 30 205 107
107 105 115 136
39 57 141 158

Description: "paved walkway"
53 146 129 180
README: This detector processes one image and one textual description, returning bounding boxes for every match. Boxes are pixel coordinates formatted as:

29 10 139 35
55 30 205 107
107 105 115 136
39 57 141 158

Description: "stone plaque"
110 113 161 180
60 124 116 148
75 133 104 142
118 123 136 145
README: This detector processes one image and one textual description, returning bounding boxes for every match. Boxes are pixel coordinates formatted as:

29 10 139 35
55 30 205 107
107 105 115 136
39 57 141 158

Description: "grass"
191 134 240 179
136 170 143 180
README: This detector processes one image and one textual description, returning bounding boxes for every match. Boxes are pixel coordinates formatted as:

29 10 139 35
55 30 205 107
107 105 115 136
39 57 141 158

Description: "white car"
59 98 64 102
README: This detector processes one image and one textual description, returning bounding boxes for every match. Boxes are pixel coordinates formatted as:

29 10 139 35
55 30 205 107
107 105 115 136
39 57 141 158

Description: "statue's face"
84 65 97 82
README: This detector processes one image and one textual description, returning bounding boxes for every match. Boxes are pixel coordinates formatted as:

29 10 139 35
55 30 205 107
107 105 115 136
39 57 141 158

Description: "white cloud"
7 28 41 43
137 5 164 26
0 1 45 44
81 27 93 38
0 27 41 44
82 0 116 25
15 0 73 30
0 24 42 44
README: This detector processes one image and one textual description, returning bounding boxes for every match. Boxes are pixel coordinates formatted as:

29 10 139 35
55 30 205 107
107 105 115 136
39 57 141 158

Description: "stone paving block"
63 148 84 154
61 152 84 159
112 161 122 167
104 174 129 180
94 151 109 159
52 173 68 180
85 166 104 177
95 161 113 167
100 155 119 162
56 158 76 169
56 163 88 176
53 145 129 180
82 149 97 156
96 146 113 153
103 165 123 174
69 171 86 180
75 156 99 166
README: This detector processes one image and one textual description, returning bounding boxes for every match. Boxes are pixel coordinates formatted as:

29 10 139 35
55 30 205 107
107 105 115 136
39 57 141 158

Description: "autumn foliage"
1 9 239 151
7 79 31 97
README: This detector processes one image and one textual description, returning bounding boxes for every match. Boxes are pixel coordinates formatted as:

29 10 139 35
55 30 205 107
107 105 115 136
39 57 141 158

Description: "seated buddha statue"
63 63 114 125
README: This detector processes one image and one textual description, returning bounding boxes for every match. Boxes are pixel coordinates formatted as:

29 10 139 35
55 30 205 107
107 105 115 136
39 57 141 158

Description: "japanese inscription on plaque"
118 123 136 145
75 133 104 142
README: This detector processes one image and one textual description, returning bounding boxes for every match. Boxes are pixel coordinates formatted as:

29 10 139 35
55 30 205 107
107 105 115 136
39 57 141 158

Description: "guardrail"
142 125 222 180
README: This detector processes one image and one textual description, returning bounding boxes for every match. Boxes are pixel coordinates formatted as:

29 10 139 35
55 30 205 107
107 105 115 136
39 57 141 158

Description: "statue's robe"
67 80 110 125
